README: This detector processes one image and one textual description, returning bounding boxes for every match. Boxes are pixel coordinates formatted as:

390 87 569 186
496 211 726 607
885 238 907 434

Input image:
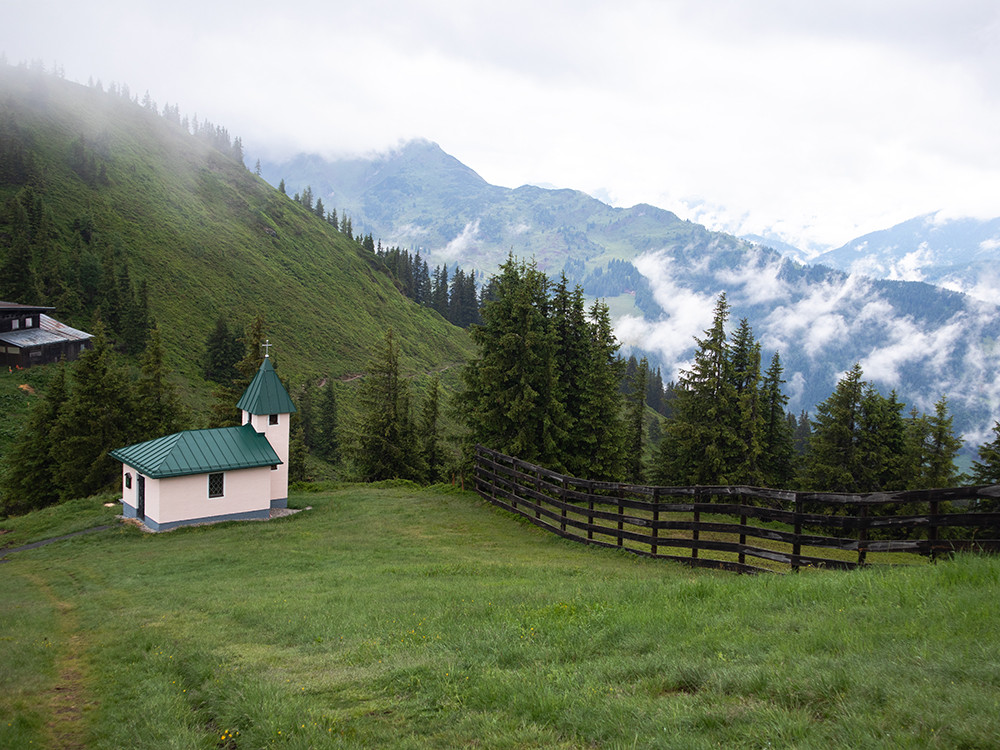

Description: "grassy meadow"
2 484 999 749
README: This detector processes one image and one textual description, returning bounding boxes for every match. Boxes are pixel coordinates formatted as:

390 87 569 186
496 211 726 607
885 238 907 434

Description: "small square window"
208 472 224 498
269 414 278 425
125 472 132 489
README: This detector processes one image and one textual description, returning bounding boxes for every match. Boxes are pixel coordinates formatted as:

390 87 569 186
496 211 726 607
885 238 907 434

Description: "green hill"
0 64 473 412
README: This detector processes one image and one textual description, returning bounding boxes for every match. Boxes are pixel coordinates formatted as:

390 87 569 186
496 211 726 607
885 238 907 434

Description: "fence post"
651 487 660 556
692 502 700 560
587 481 594 540
858 503 868 566
617 487 624 548
929 497 940 561
533 467 541 520
738 493 747 568
792 493 802 572
560 476 567 533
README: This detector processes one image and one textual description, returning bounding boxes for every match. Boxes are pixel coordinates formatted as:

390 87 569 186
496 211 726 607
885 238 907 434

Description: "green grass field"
2 484 999 748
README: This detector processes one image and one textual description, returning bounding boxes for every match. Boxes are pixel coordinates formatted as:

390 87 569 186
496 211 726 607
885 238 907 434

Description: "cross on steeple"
262 339 272 358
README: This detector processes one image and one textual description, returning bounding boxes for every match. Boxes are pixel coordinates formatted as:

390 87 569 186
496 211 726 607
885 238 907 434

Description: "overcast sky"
5 0 1000 252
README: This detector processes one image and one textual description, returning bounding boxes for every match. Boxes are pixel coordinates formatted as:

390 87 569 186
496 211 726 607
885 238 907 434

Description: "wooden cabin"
0 302 92 368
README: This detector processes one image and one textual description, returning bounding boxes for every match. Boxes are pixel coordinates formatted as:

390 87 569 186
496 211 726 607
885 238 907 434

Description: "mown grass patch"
2 485 999 748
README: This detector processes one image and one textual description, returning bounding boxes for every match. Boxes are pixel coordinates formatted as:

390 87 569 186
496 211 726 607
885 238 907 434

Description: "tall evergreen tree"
458 257 565 469
134 325 185 442
1 365 69 514
729 319 764 484
202 316 242 383
420 376 443 482
802 364 865 492
760 352 795 487
53 325 137 500
623 356 648 483
655 293 740 485
576 300 627 480
354 329 424 481
315 379 340 464
208 313 267 427
971 421 1000 485
921 397 963 488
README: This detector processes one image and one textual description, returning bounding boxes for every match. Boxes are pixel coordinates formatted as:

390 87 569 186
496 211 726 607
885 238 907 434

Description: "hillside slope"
0 65 472 401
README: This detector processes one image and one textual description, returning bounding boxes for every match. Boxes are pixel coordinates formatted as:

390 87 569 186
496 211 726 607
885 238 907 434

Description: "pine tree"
856 387 907 491
577 300 627 480
971 421 1000 485
315 379 340 464
655 293 740 485
1 365 69 514
922 397 962 488
420 376 443 482
54 325 138 500
623 356 648 483
134 325 185 441
458 257 565 469
802 364 865 491
729 319 764 485
355 329 423 481
208 313 267 428
202 316 242 383
760 352 795 487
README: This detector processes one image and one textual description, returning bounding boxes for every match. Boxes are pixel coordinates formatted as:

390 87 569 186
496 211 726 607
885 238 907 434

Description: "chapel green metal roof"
236 357 297 415
109 424 281 479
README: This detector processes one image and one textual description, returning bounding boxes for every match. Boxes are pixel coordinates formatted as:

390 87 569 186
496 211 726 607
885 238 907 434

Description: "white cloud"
433 220 481 263
4 1 1000 251
715 251 790 305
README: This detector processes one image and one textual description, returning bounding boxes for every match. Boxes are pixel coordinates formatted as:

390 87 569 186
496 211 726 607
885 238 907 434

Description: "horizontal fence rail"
473 445 1000 574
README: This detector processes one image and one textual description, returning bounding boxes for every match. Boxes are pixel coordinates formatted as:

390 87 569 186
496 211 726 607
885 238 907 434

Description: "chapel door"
137 475 145 521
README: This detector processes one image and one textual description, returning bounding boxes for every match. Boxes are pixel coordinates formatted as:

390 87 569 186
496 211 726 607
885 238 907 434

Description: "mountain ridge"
264 140 1000 445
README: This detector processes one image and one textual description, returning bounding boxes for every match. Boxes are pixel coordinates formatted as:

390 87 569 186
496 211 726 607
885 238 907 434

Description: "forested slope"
0 63 472 401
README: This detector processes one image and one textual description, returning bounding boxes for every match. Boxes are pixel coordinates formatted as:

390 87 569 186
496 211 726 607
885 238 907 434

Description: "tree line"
279 182 483 329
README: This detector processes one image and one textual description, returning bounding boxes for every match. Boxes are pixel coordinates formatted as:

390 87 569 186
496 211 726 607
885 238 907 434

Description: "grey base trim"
270 496 288 509
143 508 270 532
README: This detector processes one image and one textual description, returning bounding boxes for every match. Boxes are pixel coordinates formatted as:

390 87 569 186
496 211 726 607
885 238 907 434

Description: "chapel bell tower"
236 342 297 508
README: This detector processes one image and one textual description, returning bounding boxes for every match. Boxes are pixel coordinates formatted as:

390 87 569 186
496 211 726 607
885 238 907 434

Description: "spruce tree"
54 324 138 500
134 325 185 441
458 257 565 469
1 365 69 515
420 376 443 482
760 352 795 487
971 421 1000 485
623 356 648 483
202 316 242 383
802 364 865 491
655 293 740 485
730 319 764 485
922 397 962 488
208 313 267 428
355 329 423 481
315 379 340 464
578 300 627 480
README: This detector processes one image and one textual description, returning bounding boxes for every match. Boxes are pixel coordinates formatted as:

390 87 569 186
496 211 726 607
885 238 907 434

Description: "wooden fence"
473 445 1000 574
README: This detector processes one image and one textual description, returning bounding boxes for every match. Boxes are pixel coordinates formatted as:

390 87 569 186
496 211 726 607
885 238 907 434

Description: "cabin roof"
0 301 55 314
109 424 282 479
236 357 297 415
0 315 92 348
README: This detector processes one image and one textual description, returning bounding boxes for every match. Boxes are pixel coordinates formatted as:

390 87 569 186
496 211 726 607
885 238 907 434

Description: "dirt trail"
26 574 92 749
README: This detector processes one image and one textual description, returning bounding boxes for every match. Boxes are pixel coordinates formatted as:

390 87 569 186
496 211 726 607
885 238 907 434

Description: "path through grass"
2 484 999 748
